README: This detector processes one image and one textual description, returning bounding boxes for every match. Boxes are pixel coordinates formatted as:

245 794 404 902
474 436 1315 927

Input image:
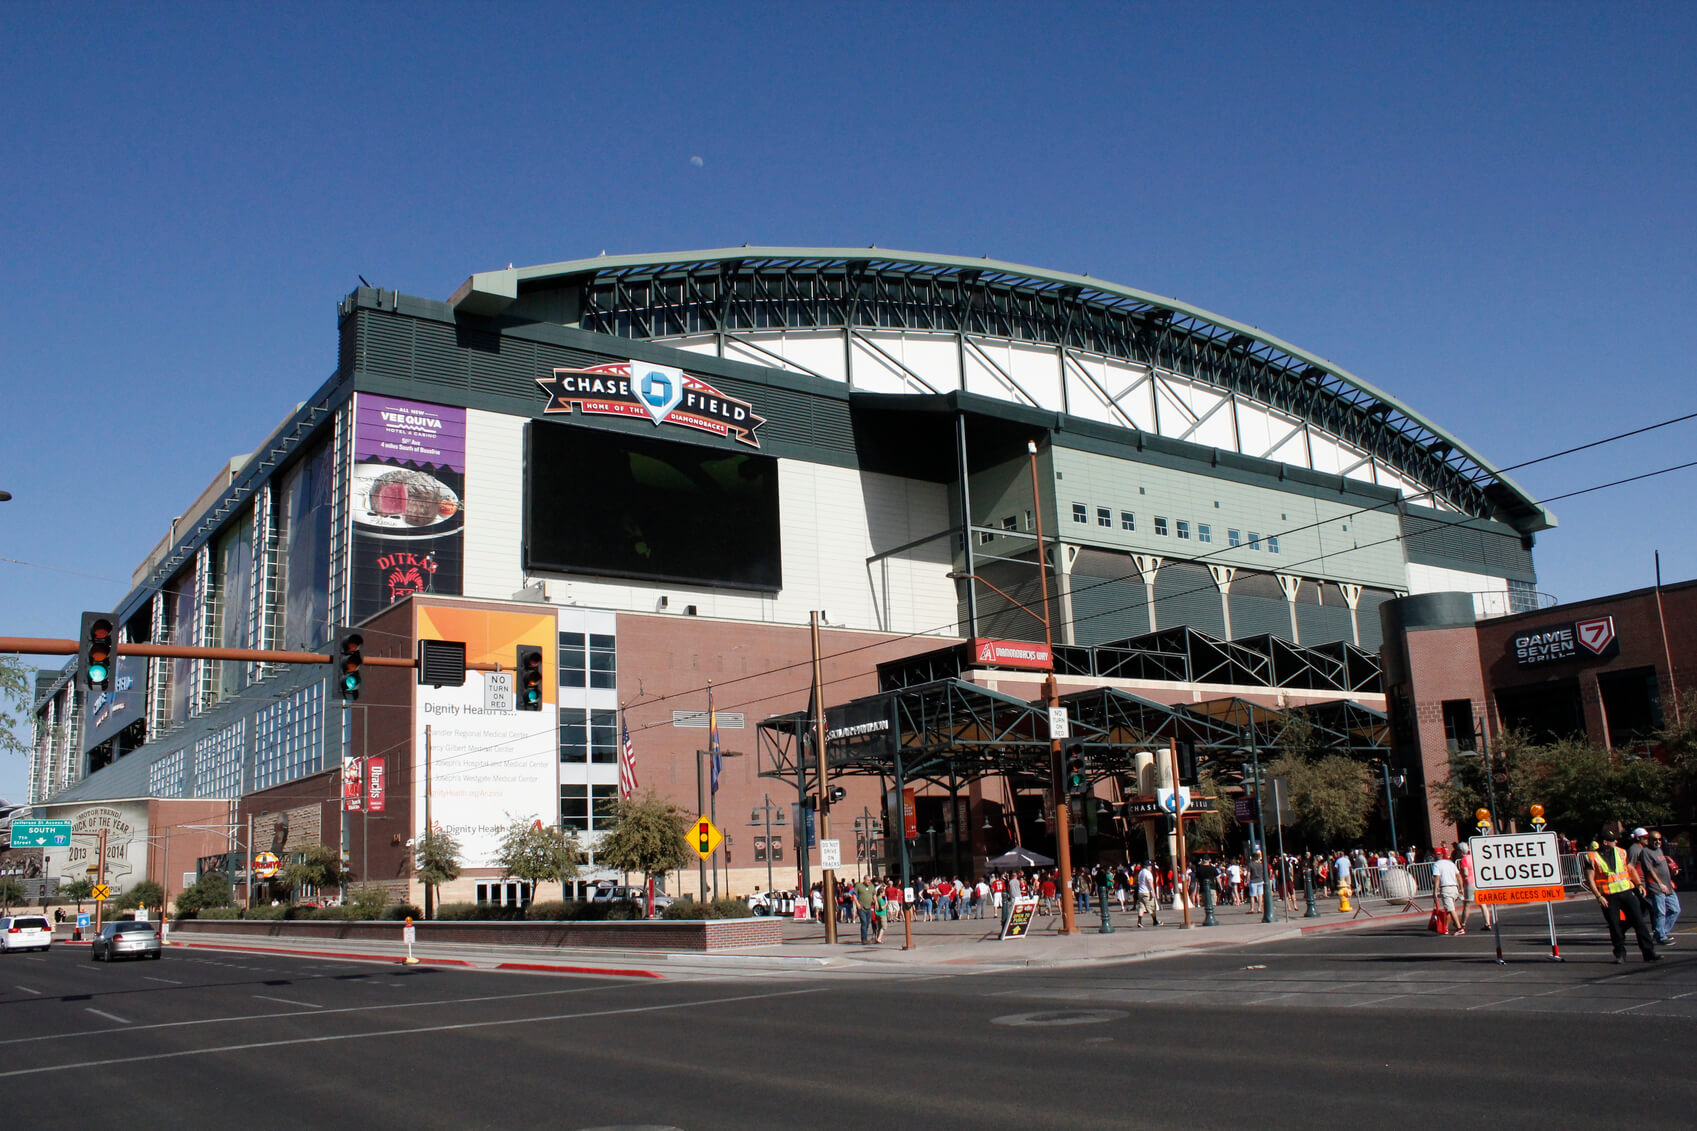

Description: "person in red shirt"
1039 875 1058 915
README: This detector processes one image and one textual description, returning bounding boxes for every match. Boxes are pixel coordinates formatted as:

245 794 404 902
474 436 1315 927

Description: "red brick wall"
1402 625 1488 849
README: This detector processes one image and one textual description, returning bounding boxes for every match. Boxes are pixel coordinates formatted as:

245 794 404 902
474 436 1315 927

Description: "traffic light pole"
812 612 838 945
0 637 508 672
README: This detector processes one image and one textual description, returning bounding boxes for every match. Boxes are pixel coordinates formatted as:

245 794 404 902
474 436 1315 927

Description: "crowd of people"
783 825 1684 954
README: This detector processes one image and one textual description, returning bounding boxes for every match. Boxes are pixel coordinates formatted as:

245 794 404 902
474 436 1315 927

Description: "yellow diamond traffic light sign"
91 883 111 902
688 816 723 860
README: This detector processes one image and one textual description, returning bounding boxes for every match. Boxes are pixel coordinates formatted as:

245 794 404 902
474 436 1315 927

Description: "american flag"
618 713 639 798
708 684 722 795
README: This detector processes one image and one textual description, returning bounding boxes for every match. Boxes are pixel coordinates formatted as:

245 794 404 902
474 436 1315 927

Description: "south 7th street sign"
8 819 72 848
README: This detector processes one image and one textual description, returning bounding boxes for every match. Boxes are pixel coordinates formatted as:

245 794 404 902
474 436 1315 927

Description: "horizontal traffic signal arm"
0 637 504 671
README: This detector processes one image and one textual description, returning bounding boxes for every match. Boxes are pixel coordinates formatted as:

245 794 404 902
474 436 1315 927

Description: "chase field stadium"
26 248 1552 903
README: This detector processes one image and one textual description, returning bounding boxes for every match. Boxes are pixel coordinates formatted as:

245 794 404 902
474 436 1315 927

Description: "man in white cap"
1629 827 1679 945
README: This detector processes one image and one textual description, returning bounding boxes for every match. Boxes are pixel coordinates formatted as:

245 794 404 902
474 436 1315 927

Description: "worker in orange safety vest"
1584 829 1659 964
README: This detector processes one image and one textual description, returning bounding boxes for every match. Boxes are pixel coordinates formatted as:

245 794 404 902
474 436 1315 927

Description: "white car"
1 915 53 952
588 882 674 910
744 890 798 916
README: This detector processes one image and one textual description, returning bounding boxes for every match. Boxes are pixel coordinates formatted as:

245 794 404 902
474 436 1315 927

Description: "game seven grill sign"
1512 615 1619 668
536 361 766 448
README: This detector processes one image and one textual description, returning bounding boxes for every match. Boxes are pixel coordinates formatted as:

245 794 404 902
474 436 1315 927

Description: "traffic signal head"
1175 740 1198 785
1066 743 1088 796
79 613 117 691
516 645 544 710
338 630 364 702
827 785 847 807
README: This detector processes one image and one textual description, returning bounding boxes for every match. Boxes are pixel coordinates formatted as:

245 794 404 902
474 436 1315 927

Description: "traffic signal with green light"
516 645 544 710
79 612 116 691
338 630 364 702
1066 743 1088 796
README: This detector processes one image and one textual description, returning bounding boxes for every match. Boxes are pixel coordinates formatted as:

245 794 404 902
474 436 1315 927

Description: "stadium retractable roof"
452 247 1552 532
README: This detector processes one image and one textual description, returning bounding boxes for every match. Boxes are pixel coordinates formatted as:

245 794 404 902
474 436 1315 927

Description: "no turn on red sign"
1469 832 1564 905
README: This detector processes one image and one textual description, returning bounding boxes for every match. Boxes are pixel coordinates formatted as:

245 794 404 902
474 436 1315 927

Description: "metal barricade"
1352 862 1434 917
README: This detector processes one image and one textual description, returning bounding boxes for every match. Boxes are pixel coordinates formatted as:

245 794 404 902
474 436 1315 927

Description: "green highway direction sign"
8 820 73 848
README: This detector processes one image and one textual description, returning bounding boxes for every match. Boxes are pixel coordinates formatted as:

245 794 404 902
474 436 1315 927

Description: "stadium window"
1072 503 1087 524
1002 515 1017 531
1154 516 1168 536
1197 523 1212 543
1121 511 1135 531
1097 507 1111 528
1176 520 1190 540
978 529 994 546
1228 529 1241 547
1248 532 1261 550
587 634 616 689
1024 509 1034 531
1267 535 1280 554
558 632 586 688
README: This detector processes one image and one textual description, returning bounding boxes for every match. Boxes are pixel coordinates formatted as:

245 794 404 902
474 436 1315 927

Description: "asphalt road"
1 902 1688 1130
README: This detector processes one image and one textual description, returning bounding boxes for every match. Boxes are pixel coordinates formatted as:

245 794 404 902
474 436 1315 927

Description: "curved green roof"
452 247 1551 532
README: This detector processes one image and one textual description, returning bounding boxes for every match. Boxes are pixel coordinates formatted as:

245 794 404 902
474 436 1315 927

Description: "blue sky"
3 3 1694 801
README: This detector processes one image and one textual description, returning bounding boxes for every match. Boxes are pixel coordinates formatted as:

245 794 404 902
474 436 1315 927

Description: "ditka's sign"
536 361 766 448
1512 615 1619 668
1000 897 1039 940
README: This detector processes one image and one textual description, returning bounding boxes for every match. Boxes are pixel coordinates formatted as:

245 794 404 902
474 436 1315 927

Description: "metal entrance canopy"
757 678 1391 793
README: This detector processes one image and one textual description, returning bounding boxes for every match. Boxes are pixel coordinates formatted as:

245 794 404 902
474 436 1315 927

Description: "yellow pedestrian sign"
688 816 723 860
91 883 111 902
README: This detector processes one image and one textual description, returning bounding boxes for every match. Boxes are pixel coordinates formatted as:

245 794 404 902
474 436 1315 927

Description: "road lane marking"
0 981 638 1047
15 986 42 995
143 976 183 985
253 995 322 1009
0 986 822 1079
85 1009 130 1025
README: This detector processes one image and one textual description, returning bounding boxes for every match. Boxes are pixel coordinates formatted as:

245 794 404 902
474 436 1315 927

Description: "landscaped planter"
169 916 782 951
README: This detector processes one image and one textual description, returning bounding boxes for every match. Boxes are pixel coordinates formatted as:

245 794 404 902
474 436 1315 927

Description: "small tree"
1267 752 1375 850
414 826 464 919
0 879 23 912
61 876 95 910
278 844 352 904
0 655 34 758
115 880 166 913
1184 767 1240 854
347 884 393 919
595 790 693 908
492 818 582 903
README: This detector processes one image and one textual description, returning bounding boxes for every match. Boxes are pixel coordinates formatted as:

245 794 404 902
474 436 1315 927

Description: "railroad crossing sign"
688 816 723 860
8 819 72 848
91 883 111 902
252 851 280 879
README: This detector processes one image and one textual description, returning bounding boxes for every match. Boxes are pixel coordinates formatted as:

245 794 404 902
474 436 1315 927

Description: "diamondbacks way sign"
535 362 766 447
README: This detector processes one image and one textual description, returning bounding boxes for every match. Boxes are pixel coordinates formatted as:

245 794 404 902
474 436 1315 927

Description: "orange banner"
1475 885 1565 905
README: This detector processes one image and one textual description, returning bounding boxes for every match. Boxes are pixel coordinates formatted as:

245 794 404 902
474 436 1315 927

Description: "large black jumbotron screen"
525 422 782 591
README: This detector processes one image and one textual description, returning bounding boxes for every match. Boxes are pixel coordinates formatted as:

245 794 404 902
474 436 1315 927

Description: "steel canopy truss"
757 679 1108 791
452 248 1551 531
1183 697 1390 759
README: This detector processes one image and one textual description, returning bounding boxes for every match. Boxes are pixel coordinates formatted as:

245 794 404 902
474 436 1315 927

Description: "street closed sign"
1469 832 1564 905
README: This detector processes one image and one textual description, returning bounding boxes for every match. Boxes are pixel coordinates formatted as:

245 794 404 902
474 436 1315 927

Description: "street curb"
1298 909 1431 934
169 940 475 968
494 961 662 978
169 938 668 979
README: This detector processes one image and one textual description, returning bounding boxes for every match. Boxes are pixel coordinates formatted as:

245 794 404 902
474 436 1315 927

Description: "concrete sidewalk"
165 894 1434 977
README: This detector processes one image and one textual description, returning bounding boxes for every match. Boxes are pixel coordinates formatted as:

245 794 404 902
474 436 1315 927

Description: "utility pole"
812 611 837 945
423 724 434 919
93 828 108 936
1029 441 1078 935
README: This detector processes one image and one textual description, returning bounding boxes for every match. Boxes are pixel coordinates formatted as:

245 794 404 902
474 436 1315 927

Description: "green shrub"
382 904 423 921
198 907 244 920
524 900 573 920
661 896 752 920
243 904 288 920
433 901 525 921
347 884 393 920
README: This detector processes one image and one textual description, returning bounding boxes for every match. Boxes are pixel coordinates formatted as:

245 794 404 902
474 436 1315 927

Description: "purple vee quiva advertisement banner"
350 394 466 623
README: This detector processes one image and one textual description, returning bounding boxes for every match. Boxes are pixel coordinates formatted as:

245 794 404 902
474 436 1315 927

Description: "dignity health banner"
349 394 466 622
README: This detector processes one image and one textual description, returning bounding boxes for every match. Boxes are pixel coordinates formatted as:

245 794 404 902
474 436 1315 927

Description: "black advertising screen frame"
523 420 783 593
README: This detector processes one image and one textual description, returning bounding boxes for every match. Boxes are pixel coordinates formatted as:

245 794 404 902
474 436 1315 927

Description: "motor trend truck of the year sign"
1467 832 1565 905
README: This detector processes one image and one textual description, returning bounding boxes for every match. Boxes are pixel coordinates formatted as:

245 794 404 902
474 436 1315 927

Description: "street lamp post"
1245 745 1274 924
748 793 787 896
1380 762 1402 860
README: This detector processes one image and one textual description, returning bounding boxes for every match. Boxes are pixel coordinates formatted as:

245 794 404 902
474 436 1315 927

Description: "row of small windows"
1071 503 1278 553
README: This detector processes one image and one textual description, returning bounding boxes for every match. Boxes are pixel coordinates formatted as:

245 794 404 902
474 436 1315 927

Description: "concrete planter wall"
170 916 783 951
